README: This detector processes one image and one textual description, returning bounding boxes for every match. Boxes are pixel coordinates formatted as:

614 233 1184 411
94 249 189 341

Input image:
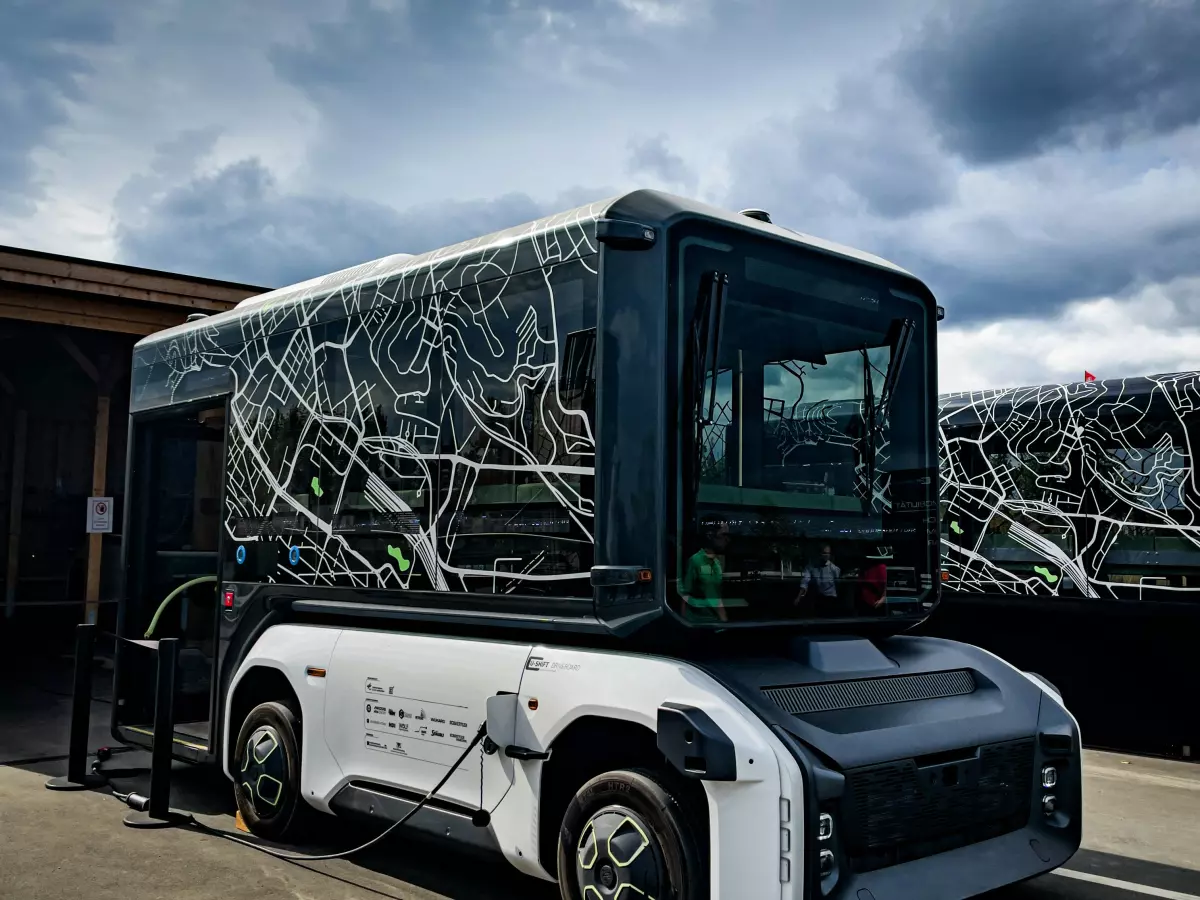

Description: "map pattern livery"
131 199 612 594
938 373 1200 599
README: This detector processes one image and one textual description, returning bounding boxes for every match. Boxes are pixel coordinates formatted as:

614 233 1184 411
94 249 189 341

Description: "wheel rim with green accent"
576 806 666 899
240 725 287 816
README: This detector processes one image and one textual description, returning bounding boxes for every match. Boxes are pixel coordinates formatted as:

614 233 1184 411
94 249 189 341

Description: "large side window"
321 294 444 591
436 258 598 596
228 329 316 548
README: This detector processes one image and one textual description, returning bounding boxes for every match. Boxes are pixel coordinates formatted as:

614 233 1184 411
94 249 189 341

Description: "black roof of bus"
135 188 917 353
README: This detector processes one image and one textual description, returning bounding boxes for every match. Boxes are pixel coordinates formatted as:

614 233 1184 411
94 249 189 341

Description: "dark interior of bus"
114 399 225 755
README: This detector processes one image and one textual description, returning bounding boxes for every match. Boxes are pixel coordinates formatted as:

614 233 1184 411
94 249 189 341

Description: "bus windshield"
671 231 938 626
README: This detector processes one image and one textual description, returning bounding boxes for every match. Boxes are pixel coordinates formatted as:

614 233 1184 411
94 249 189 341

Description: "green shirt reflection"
680 523 728 622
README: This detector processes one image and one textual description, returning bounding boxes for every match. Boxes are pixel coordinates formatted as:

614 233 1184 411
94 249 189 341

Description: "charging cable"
175 722 489 862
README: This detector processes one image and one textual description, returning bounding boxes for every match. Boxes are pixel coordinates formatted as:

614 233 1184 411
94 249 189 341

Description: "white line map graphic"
133 199 612 594
938 373 1200 598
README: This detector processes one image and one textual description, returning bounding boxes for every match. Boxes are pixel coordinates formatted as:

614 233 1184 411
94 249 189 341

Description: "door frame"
110 393 232 762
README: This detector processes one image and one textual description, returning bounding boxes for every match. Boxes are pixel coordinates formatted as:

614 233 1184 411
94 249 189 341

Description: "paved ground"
1 657 1198 900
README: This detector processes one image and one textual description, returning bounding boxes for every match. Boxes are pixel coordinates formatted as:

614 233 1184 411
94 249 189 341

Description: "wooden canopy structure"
0 244 261 336
0 245 265 640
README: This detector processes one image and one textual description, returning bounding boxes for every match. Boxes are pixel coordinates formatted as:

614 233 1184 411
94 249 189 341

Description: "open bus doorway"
112 397 226 760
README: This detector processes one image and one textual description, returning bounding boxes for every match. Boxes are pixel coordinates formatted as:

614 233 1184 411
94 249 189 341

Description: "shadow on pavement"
0 653 555 899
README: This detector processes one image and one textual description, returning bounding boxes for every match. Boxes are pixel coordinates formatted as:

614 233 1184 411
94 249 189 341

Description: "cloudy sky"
3 0 1198 392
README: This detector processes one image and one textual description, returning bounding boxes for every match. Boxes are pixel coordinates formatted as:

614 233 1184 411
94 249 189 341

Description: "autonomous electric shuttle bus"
111 190 1081 899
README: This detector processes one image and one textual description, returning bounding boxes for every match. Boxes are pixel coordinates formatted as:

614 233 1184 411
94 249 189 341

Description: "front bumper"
777 688 1082 900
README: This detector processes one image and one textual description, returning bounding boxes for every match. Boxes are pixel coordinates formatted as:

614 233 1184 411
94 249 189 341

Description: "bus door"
323 631 534 815
112 397 229 761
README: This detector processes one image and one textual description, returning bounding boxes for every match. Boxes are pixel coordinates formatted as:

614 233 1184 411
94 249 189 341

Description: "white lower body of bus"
221 624 1082 899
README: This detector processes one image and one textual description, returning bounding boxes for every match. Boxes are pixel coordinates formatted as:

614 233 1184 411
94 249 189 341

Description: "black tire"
557 768 705 900
231 700 312 841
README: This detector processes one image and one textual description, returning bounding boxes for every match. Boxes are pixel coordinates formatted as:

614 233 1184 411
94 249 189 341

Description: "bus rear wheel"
232 700 310 841
557 768 704 900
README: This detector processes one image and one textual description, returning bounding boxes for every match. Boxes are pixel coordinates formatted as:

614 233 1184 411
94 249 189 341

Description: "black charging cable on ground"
131 722 490 863
90 744 147 779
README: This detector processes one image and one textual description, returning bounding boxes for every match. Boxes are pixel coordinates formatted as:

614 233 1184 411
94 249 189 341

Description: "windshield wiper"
860 317 914 513
861 346 876 512
691 271 728 425
876 317 914 423
687 271 729 497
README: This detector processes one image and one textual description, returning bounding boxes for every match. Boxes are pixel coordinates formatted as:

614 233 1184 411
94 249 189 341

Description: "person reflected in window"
858 553 888 615
795 544 840 613
681 523 729 622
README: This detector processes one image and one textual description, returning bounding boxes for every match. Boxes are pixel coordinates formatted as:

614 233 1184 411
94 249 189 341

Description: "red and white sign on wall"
86 497 114 534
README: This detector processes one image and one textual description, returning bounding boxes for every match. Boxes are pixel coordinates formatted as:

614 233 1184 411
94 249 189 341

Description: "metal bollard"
45 624 105 791
124 637 184 828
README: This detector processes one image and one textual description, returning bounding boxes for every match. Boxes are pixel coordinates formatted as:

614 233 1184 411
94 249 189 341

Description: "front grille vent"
762 669 976 716
844 738 1035 871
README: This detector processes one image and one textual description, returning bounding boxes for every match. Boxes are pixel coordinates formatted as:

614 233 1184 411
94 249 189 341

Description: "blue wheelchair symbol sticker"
289 545 300 566
235 545 246 565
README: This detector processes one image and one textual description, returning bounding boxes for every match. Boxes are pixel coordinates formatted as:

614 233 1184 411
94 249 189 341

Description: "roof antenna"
739 208 771 223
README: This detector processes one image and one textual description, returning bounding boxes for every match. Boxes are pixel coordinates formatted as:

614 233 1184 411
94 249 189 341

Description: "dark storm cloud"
880 183 1200 328
894 0 1200 164
725 76 956 227
0 1 114 212
115 155 607 287
722 0 1200 328
788 78 957 219
269 0 492 96
626 134 697 192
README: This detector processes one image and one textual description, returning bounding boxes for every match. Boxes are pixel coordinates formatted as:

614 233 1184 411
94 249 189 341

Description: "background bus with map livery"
928 373 1200 759
110 189 1082 900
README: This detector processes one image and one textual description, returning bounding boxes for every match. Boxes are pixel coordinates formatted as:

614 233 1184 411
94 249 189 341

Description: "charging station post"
123 637 185 828
45 623 106 791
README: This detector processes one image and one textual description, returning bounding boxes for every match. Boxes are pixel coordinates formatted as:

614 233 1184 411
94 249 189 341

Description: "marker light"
819 849 835 877
818 813 833 841
1041 766 1058 789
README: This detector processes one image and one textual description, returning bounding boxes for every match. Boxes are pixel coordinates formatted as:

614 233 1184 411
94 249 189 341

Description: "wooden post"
84 394 110 625
5 409 27 619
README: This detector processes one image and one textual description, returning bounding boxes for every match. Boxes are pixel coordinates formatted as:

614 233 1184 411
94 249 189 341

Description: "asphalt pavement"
1 656 1197 900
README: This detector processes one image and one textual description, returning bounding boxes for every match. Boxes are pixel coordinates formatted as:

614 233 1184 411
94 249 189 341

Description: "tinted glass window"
223 258 598 597
437 260 597 595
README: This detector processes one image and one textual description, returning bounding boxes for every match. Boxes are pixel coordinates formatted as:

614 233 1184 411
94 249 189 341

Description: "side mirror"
485 692 518 751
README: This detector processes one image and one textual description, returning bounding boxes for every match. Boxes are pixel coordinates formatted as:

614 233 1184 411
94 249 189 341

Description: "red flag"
1084 371 1096 382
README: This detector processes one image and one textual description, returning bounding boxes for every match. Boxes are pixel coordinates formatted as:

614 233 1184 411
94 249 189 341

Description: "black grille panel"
844 738 1035 872
762 669 976 715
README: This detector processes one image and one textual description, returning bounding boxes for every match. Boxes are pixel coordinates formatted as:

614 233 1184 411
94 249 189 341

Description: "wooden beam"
84 394 110 625
0 267 239 312
0 292 187 336
57 333 101 383
0 249 260 307
4 409 27 619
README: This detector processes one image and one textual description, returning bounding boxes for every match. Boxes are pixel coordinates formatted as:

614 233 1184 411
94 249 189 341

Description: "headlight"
818 813 833 841
1041 765 1058 789
819 849 835 877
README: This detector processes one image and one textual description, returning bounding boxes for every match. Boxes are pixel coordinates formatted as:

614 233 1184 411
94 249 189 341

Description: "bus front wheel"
232 700 311 841
557 768 704 900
